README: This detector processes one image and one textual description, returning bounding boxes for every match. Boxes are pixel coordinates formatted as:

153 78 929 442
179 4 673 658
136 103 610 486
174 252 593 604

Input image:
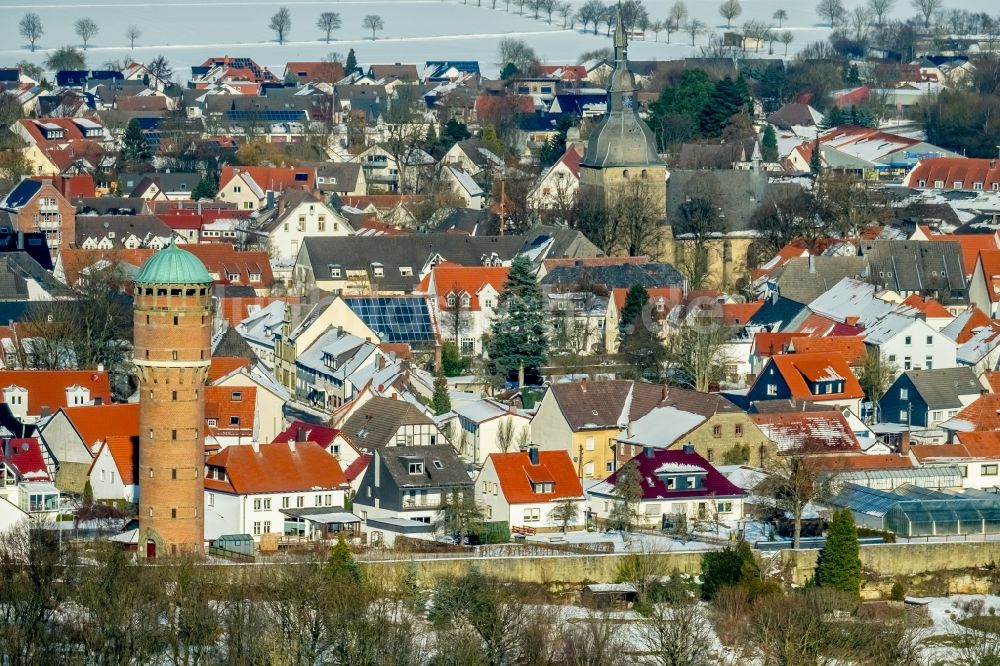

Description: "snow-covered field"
0 0 971 77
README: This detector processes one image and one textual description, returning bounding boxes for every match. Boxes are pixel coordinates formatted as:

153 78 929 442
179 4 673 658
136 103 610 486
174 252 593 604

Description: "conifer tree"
345 48 357 74
809 138 822 174
486 255 548 385
618 284 649 340
326 533 361 582
697 76 749 137
816 509 862 596
761 124 779 162
119 118 151 170
430 371 451 414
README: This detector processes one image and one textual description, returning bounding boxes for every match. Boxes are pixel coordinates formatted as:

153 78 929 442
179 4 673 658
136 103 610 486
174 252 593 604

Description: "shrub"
889 581 905 601
816 509 862 597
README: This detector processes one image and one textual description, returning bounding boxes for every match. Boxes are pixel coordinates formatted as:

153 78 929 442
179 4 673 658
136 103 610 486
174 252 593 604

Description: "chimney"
39 406 50 418
899 430 910 456
661 384 668 401
682 442 695 454
808 254 816 274
288 440 297 453
580 377 587 393
94 396 103 405
251 441 260 453
378 355 386 370
296 426 307 442
643 446 654 458
2 437 10 459
278 193 286 216
528 446 539 465
434 343 442 372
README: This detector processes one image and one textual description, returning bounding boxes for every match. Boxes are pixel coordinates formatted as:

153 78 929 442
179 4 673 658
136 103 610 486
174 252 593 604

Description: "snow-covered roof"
617 405 706 448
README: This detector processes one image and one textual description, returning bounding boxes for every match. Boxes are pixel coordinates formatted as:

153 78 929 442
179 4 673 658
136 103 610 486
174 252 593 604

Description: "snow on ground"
525 528 721 553
0 0 971 78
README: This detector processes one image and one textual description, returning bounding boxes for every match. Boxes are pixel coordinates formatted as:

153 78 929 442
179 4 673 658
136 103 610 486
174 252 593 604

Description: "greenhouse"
829 483 1000 538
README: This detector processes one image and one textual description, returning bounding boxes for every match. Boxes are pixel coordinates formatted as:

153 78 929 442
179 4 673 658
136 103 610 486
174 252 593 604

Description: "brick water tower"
133 244 213 558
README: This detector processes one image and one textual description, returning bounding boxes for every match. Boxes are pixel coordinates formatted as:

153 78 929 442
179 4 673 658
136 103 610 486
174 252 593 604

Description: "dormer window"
408 460 424 475
371 263 384 277
532 482 554 493
447 294 456 308
460 294 471 308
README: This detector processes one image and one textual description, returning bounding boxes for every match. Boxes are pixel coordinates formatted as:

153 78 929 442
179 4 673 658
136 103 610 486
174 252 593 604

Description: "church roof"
580 7 663 169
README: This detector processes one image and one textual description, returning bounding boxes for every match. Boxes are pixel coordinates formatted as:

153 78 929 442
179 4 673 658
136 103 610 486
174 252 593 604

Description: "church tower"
579 6 668 219
133 244 214 558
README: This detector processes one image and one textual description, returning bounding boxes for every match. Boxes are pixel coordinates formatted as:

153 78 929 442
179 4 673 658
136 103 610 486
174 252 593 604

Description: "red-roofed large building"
903 157 1000 192
37 402 138 493
476 449 585 532
909 431 1000 489
204 440 350 541
747 352 864 413
0 370 111 422
927 232 1000 279
420 263 508 354
183 243 273 294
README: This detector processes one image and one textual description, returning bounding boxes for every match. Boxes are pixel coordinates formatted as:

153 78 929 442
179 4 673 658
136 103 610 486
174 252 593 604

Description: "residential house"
751 410 870 458
862 312 958 374
878 367 985 434
441 166 484 210
968 250 1000 318
300 161 367 197
437 138 503 178
204 385 257 448
293 326 382 411
613 386 772 468
860 240 968 309
940 392 1000 439
271 420 365 481
899 294 955 330
353 444 472 537
0 178 76 257
527 144 583 211
11 117 109 177
258 189 353 266
909 431 1000 490
745 352 864 413
216 166 317 211
588 446 747 530
87 436 138 504
121 172 202 201
184 243 273 294
337 395 442 453
212 364 290 444
351 144 435 194
37 401 135 490
204 441 350 542
530 380 664 481
0 438 60 522
476 449 585 531
76 215 175 250
0 370 112 423
294 234 524 295
451 399 531 465
421 263 507 355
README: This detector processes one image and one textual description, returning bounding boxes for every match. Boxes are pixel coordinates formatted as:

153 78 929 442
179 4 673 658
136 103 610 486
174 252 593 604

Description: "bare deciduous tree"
75 17 99 49
19 13 43 52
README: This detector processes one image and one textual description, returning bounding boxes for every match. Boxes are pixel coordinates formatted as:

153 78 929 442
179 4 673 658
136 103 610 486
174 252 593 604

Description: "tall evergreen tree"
761 124 779 162
345 48 357 74
697 76 749 137
119 118 151 170
618 283 649 340
809 137 822 174
815 509 862 596
486 255 548 385
430 371 452 414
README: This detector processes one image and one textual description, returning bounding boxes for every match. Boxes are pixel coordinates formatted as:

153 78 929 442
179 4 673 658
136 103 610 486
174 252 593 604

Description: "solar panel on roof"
343 297 436 345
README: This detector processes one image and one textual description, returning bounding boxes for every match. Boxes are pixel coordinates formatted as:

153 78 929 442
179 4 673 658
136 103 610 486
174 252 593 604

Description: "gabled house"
940 392 1000 437
909 431 1000 490
613 386 772 468
968 249 1000 318
258 188 353 265
475 449 585 531
0 438 60 522
746 352 864 413
420 263 507 356
530 380 665 481
588 446 747 530
862 312 958 374
204 385 257 447
903 157 1000 193
450 399 531 465
860 240 967 309
437 138 503 178
293 326 383 411
878 367 985 433
87 436 138 503
204 440 350 542
0 178 76 257
527 144 583 211
37 402 137 493
337 395 442 452
353 443 472 530
216 166 316 211
212 364 290 445
441 166 484 210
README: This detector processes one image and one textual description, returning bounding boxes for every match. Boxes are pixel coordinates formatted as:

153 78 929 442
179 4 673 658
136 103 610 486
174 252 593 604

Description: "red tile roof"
0 370 112 417
219 165 316 193
535 64 588 81
752 332 800 358
205 441 347 494
272 420 340 448
766 352 864 401
205 386 256 438
611 286 684 313
794 312 864 337
946 393 1000 432
788 336 868 366
489 450 584 504
429 264 509 311
1 438 49 481
807 453 914 472
928 233 1000 274
208 357 251 382
751 411 861 453
183 243 273 288
91 436 138 485
904 157 1000 191
32 174 96 199
722 301 764 326
984 371 1000 393
900 294 953 318
217 295 298 327
59 248 156 286
975 249 1000 304
949 307 992 343
342 453 371 482
61 403 140 449
285 61 345 83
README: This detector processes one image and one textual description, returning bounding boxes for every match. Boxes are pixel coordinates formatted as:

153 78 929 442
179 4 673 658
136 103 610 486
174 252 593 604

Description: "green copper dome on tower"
134 243 213 285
